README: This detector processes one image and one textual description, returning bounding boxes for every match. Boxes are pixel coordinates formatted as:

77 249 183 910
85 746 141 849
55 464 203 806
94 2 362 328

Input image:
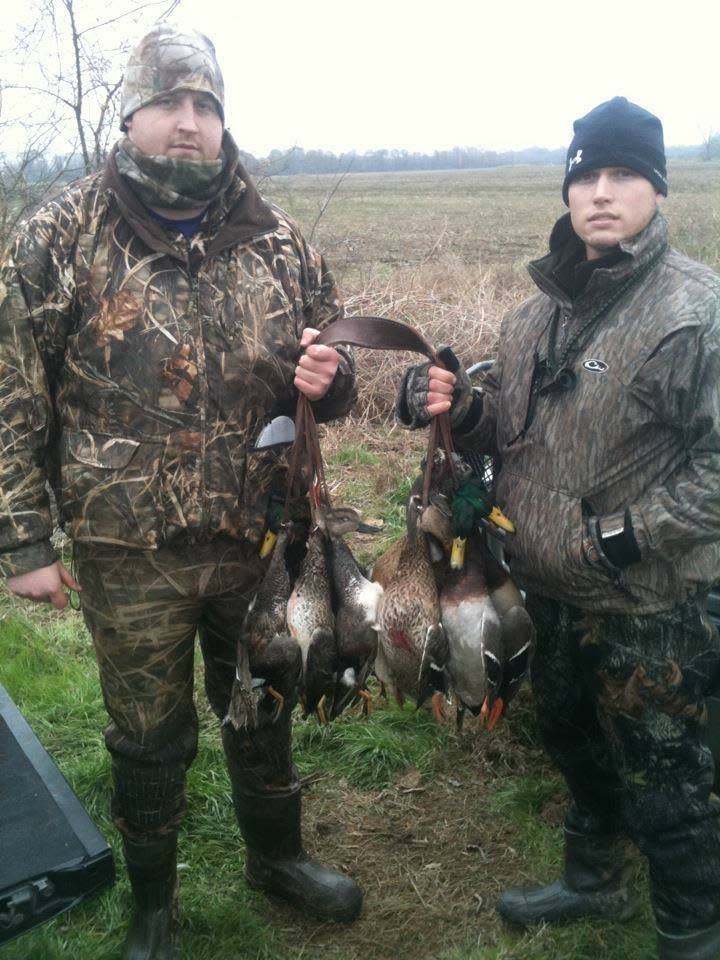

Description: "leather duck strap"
285 393 330 520
316 314 456 508
314 315 438 362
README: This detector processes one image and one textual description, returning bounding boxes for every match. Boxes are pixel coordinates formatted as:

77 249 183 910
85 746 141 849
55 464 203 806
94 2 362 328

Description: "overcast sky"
196 0 720 156
6 0 720 158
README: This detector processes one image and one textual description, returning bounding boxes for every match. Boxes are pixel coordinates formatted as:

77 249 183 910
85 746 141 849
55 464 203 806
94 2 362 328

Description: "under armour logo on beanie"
561 96 668 205
568 149 583 172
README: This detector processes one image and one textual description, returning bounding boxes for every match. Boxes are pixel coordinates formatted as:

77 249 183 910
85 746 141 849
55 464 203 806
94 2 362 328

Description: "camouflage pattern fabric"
115 136 226 210
120 24 225 128
74 537 296 840
0 133 355 577
457 211 720 614
527 591 720 933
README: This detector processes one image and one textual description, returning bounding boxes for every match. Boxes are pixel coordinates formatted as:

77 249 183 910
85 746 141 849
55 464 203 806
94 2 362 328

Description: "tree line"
1 0 718 250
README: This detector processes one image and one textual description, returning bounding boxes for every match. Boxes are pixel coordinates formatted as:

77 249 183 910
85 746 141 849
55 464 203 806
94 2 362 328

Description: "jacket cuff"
453 390 484 436
452 389 494 452
0 540 58 578
310 348 357 424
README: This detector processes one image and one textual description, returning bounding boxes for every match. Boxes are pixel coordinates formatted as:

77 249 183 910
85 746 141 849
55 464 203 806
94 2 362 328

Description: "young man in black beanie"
396 96 720 959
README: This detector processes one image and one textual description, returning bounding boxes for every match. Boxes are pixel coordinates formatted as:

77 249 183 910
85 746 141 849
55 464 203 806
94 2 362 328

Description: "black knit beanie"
562 96 667 204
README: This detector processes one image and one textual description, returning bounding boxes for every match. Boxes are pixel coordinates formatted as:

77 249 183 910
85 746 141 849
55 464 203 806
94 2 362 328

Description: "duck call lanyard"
508 247 666 447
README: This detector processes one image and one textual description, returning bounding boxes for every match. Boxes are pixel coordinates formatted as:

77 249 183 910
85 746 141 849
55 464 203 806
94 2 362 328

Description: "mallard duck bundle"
225 396 384 731
370 449 535 729
225 507 383 731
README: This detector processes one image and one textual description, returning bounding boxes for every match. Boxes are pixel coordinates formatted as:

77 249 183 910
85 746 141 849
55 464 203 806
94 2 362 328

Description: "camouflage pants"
74 537 296 841
526 593 720 933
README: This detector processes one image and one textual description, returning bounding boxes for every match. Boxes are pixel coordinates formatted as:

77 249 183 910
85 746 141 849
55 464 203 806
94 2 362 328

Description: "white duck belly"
442 594 501 711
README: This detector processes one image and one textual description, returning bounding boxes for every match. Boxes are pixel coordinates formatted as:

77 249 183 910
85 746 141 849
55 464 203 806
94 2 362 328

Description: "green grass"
380 475 415 540
0 595 659 960
329 444 381 467
293 696 447 788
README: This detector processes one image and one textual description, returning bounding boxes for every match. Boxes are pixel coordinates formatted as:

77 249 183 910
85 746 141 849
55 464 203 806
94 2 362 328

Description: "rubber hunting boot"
224 747 362 924
122 834 179 960
498 811 638 927
657 920 720 959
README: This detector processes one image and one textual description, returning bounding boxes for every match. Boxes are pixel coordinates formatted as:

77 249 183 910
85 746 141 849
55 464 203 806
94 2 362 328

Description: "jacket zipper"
188 260 209 542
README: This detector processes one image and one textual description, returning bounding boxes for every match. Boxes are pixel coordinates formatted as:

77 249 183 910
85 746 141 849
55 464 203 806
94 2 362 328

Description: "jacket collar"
527 209 668 310
101 131 279 261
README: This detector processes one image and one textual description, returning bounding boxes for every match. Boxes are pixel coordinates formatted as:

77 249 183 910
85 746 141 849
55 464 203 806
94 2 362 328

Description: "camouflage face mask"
116 137 227 211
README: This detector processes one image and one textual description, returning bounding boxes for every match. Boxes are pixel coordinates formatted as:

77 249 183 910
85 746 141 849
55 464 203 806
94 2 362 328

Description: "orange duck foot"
358 688 373 717
431 691 448 724
266 686 285 723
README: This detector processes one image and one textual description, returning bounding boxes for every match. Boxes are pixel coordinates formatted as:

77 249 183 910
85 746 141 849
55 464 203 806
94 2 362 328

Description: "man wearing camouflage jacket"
397 98 720 959
0 25 361 959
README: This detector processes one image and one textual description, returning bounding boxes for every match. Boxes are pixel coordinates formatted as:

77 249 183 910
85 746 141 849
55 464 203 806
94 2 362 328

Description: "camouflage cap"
120 24 225 130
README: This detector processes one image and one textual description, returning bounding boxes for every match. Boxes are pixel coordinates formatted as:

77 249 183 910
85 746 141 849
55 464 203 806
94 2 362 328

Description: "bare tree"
0 0 181 245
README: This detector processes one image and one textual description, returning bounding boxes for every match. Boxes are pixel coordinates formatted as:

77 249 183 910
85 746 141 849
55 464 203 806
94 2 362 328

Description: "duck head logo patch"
583 358 608 373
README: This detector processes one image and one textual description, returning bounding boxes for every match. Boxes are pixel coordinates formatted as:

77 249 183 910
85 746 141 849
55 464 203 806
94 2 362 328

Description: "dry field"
264 161 720 423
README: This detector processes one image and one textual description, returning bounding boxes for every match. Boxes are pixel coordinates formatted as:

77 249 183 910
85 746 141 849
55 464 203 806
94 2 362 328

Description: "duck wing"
472 540 536 729
498 606 535 709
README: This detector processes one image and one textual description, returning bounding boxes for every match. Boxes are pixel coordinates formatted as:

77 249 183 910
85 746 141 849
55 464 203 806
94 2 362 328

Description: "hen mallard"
371 494 448 720
318 507 383 720
225 525 301 730
286 526 337 724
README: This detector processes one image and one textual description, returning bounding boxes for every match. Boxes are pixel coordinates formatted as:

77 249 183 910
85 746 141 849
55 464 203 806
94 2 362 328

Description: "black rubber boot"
236 786 362 922
122 834 179 960
229 779 362 922
498 809 638 927
657 922 720 959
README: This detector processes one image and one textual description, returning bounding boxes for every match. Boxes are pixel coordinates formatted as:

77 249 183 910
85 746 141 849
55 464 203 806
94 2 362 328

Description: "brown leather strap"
315 315 438 362
284 394 331 521
314 314 458 511
421 413 456 508
422 418 438 508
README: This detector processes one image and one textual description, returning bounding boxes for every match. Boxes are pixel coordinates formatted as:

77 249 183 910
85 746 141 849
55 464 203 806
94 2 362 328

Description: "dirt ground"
253 695 566 960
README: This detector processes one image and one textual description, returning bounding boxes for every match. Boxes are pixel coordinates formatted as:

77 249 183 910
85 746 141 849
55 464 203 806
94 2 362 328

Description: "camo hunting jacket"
0 140 356 576
458 211 720 614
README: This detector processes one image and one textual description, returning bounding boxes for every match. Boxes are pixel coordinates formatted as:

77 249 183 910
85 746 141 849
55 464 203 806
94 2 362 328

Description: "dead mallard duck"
286 526 337 724
225 524 302 731
371 493 448 720
476 539 535 729
318 507 383 719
